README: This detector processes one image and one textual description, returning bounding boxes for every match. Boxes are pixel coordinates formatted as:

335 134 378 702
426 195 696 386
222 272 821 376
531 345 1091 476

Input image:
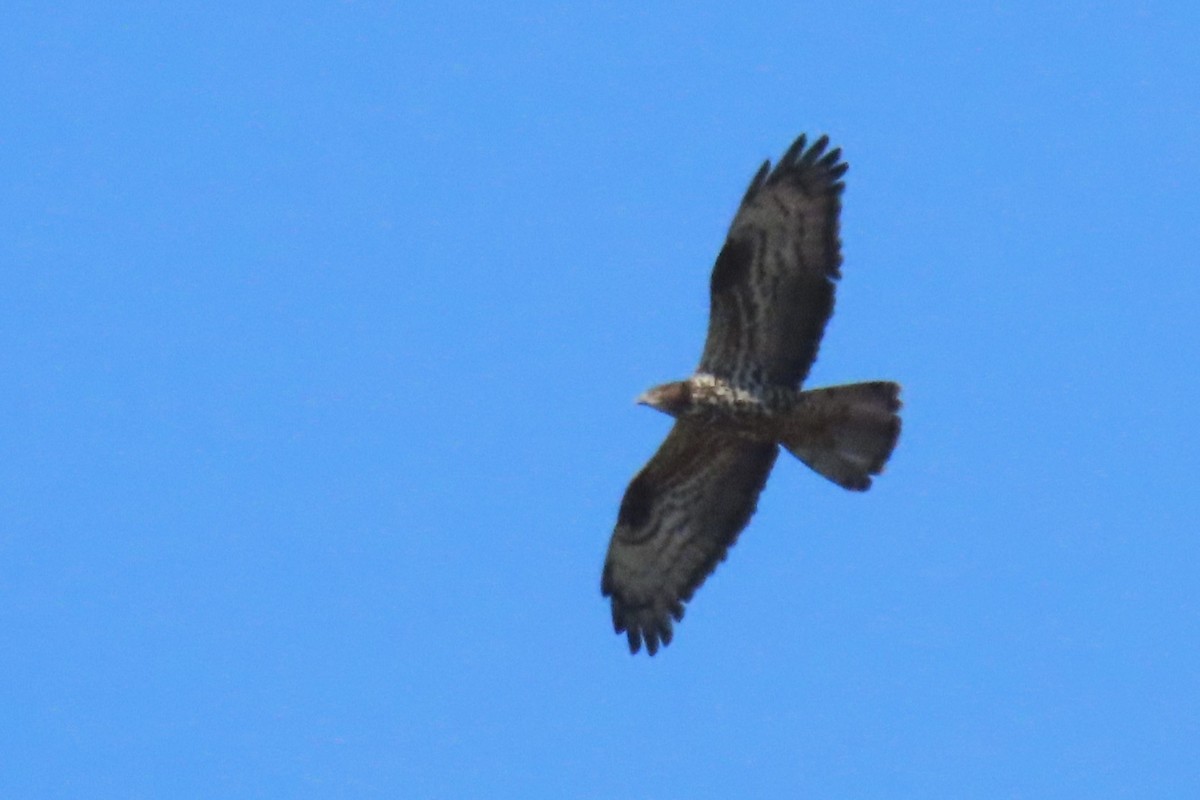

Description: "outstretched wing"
601 422 778 655
698 134 848 388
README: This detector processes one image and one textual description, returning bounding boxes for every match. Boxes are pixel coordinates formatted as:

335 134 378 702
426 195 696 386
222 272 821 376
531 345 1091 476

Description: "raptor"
601 134 902 655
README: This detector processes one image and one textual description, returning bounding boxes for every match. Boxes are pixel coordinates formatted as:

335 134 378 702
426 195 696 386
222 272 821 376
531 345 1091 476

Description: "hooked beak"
635 391 652 406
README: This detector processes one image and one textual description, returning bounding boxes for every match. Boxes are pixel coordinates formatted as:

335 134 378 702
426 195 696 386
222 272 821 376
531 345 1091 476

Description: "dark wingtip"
741 160 771 206
744 134 848 205
781 133 808 164
819 147 843 169
810 134 830 158
609 602 624 634
767 132 848 189
608 597 677 656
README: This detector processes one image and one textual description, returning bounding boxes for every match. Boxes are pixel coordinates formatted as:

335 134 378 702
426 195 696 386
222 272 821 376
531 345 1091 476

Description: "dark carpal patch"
709 237 754 295
616 471 656 533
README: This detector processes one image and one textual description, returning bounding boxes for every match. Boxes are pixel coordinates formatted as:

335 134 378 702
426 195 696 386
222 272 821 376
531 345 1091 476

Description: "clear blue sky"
3 3 1198 797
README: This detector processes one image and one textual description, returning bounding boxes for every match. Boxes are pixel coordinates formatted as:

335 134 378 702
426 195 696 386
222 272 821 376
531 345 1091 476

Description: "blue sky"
3 2 1198 797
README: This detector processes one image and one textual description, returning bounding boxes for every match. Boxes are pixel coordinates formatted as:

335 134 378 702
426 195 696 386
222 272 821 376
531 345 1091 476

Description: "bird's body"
601 134 903 655
640 375 788 433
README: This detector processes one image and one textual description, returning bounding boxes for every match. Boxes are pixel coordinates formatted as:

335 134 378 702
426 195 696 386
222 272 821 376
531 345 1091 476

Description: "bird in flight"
601 134 902 655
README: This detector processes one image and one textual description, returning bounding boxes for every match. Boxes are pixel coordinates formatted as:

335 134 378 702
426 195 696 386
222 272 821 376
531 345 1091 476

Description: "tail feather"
781 382 901 491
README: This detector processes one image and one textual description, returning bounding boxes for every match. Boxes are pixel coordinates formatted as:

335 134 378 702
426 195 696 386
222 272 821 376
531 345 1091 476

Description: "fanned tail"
780 382 901 491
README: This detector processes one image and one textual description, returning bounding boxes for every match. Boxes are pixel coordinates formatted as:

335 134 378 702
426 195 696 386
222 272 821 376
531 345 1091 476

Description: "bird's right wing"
601 422 778 655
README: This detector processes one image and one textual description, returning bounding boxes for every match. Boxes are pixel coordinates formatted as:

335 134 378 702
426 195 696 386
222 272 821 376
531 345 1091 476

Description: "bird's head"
636 380 693 417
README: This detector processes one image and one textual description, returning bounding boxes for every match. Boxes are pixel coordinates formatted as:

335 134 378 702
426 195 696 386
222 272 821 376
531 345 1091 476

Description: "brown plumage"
601 134 902 655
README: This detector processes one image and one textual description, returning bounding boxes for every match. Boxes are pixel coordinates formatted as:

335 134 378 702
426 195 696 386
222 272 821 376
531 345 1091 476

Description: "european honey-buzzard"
601 134 902 655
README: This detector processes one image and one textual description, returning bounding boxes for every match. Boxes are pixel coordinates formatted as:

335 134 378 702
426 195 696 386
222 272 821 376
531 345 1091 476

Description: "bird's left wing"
698 134 848 388
601 422 778 655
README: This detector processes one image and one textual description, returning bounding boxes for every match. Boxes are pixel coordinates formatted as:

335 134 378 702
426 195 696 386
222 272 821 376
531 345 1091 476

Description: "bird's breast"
682 375 790 440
